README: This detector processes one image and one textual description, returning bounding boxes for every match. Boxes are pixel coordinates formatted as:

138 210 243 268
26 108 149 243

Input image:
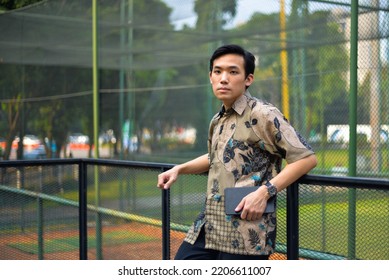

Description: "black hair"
209 44 255 78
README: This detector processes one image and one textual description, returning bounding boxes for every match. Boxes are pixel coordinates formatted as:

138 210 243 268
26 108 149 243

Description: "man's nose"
221 72 228 82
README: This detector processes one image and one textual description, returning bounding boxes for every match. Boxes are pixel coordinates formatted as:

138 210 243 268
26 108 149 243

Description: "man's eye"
231 71 238 75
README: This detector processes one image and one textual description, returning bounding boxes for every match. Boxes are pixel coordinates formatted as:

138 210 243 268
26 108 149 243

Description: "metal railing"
0 158 388 260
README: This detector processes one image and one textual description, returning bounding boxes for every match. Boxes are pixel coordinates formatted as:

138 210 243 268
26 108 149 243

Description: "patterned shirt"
183 91 315 255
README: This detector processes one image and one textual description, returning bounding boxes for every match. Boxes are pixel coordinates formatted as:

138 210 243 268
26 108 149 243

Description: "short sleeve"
250 102 314 163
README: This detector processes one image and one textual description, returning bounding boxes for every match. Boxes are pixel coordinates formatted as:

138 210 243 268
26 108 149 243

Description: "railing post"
37 196 44 260
161 168 171 260
79 160 88 260
286 182 299 260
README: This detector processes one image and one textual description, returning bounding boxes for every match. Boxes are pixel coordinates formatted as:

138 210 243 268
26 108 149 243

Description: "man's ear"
245 74 254 87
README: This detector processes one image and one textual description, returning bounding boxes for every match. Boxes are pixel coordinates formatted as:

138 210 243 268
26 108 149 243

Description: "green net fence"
1 0 389 178
0 1 388 260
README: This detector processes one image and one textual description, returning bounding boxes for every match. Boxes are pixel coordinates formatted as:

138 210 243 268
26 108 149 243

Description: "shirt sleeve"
250 103 315 163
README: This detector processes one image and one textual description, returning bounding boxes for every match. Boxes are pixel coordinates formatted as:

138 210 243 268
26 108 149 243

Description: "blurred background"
0 0 388 178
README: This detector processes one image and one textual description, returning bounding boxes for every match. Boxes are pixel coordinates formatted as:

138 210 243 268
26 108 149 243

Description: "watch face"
266 182 277 197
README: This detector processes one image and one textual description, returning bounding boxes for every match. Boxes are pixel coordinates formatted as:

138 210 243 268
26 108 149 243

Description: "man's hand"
157 154 210 190
157 167 179 190
234 186 270 221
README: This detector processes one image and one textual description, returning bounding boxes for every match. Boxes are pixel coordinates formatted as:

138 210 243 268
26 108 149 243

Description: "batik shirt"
183 91 314 255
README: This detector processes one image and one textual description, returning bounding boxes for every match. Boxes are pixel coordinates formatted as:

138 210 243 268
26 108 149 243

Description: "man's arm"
236 154 318 220
267 153 318 193
157 153 210 190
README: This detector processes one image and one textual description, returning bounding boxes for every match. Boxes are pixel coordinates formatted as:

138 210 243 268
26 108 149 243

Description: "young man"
157 44 317 260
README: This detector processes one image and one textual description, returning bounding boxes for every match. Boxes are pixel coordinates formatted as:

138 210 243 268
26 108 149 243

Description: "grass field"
276 194 389 259
314 148 389 175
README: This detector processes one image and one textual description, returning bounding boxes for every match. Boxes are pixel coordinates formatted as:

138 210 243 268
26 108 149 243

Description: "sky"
163 0 281 29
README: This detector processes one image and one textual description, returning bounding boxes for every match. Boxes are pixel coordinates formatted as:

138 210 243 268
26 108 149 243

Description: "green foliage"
194 0 237 29
304 13 349 131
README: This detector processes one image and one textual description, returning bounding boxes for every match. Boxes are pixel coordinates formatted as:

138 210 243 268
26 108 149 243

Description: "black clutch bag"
224 186 276 215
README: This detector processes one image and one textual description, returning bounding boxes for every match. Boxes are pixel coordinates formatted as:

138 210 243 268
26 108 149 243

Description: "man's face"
209 54 253 109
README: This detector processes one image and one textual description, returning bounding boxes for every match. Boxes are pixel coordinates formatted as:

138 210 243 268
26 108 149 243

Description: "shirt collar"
217 90 251 118
232 90 251 115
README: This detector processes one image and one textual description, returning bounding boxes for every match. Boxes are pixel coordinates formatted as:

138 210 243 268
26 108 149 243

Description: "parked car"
12 134 46 159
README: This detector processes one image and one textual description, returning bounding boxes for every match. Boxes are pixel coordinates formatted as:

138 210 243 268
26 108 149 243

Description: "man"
157 44 317 260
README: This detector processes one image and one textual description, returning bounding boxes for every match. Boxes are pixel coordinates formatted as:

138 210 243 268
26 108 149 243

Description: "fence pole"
37 197 44 260
286 182 299 260
161 167 171 260
79 161 88 260
92 0 103 260
280 0 290 119
348 0 358 260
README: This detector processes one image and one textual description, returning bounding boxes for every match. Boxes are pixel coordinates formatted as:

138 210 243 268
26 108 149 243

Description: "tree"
184 0 238 152
110 0 176 155
194 0 237 31
233 12 282 105
0 94 22 160
305 11 349 134
0 59 32 160
0 0 45 159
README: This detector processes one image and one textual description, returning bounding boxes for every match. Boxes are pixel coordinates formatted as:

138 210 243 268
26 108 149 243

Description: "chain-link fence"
0 0 388 178
1 160 388 260
0 161 168 260
0 163 81 259
0 0 388 261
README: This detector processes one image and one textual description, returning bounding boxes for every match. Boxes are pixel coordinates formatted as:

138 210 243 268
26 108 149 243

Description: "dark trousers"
174 227 269 260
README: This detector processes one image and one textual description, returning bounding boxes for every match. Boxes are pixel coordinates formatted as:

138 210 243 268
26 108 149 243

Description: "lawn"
276 194 389 259
314 148 389 175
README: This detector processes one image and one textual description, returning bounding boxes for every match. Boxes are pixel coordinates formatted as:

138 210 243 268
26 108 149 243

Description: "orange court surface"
0 221 286 260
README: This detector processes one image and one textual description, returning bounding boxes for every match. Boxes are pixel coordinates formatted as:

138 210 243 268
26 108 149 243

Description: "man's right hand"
157 153 210 190
157 167 179 190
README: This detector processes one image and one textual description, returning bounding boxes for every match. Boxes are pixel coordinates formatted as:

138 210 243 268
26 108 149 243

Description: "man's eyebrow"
213 65 240 70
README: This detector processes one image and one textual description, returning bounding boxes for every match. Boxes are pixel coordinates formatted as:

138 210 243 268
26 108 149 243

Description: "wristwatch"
265 181 277 197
